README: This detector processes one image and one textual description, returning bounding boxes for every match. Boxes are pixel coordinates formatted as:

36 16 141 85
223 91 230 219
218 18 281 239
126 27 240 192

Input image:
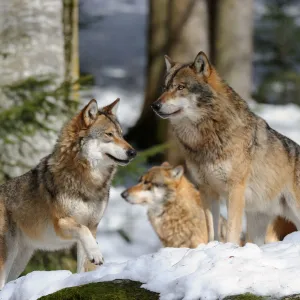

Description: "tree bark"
214 0 253 100
63 0 80 101
0 0 66 179
126 0 168 151
0 0 65 87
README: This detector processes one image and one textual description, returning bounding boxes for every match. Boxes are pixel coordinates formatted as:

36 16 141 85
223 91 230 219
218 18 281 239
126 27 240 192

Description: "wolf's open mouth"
156 109 182 118
106 153 130 164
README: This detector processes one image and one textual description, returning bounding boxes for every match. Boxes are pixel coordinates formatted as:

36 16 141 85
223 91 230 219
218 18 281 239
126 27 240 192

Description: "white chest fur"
187 160 231 197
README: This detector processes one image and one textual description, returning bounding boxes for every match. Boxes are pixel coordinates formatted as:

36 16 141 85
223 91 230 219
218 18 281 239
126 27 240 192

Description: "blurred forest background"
0 0 300 274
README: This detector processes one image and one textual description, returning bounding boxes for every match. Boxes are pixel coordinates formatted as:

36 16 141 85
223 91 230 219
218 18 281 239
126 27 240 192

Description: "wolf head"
121 162 184 205
78 98 136 166
151 51 224 122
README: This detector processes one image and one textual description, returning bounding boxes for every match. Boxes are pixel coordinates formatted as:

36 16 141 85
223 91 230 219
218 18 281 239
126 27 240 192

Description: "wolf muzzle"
126 148 137 160
151 100 162 112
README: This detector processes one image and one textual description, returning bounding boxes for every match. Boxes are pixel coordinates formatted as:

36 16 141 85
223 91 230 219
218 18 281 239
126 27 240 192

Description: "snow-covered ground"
1 233 300 300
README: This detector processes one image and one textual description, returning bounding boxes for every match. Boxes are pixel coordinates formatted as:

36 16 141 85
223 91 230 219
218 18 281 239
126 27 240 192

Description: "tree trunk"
0 0 65 87
0 0 66 179
63 0 80 101
127 0 209 165
126 0 169 151
214 0 253 100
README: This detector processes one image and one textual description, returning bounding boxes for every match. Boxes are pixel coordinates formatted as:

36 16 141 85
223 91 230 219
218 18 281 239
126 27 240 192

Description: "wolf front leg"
55 217 103 266
226 184 246 244
76 226 98 273
76 242 86 273
200 188 220 242
82 226 99 272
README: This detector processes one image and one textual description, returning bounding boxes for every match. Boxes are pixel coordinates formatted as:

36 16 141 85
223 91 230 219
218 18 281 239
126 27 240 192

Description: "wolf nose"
126 148 137 159
151 100 162 111
121 190 129 199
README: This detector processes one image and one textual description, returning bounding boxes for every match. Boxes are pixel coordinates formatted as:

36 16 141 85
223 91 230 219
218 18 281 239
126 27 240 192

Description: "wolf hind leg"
6 245 34 283
0 235 8 289
246 212 271 246
202 198 214 242
77 242 88 273
0 233 20 289
212 200 220 241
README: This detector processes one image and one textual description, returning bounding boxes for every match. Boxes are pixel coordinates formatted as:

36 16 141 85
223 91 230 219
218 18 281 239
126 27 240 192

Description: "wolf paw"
86 247 104 265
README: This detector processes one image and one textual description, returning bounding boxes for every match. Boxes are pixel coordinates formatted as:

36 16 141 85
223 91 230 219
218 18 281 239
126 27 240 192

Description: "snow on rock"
0 270 71 300
1 234 300 300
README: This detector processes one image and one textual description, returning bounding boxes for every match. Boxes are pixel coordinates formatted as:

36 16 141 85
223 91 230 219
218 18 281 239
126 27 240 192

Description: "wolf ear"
164 55 175 72
102 98 120 116
171 165 184 179
161 161 171 167
83 99 98 127
193 51 212 77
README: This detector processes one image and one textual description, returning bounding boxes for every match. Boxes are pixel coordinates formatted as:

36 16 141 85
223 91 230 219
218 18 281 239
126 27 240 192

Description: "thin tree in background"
126 0 169 151
127 0 209 165
165 0 208 164
64 0 80 101
0 0 66 180
214 0 253 100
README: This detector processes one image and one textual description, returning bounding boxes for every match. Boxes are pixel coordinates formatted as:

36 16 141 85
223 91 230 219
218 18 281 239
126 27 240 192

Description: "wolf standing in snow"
151 51 300 246
0 98 136 288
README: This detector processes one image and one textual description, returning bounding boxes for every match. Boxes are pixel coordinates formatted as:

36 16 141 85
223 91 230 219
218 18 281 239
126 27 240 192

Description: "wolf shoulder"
251 113 300 160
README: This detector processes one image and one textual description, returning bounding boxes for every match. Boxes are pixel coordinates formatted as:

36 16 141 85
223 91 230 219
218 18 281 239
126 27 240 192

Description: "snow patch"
1 236 300 300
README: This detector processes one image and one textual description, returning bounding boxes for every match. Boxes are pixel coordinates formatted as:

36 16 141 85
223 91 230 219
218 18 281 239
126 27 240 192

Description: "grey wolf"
0 98 136 287
151 51 300 246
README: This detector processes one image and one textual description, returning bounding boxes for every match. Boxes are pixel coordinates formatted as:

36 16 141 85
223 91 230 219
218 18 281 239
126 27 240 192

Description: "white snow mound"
1 232 300 300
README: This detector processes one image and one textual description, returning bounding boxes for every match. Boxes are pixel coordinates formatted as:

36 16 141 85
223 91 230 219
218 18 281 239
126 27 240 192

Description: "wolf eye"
177 85 185 90
106 132 113 137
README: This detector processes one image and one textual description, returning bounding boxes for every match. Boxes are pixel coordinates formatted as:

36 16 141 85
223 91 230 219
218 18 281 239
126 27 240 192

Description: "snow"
1 233 300 300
